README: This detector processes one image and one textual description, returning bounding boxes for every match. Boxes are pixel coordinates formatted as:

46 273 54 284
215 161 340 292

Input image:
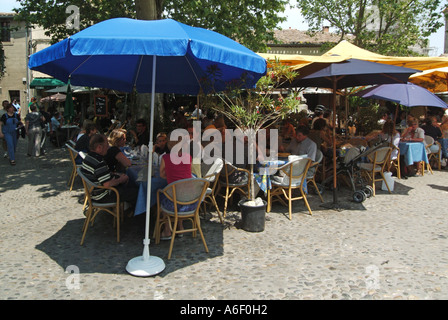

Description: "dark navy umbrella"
29 18 267 277
287 58 419 89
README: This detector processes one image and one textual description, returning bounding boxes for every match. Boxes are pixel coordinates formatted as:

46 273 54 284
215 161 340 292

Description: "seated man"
81 134 138 207
50 112 65 146
129 118 149 147
282 125 317 162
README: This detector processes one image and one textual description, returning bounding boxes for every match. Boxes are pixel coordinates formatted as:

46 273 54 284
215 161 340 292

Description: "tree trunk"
135 0 165 129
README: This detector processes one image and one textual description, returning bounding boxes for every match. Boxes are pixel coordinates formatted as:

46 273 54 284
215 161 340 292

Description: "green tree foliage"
296 0 444 56
163 0 289 51
13 0 288 51
14 0 136 44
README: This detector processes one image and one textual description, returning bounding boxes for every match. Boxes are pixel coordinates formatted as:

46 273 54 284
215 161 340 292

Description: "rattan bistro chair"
425 135 441 172
201 158 224 223
66 143 86 192
216 160 250 218
267 157 313 219
155 178 209 259
388 144 401 179
358 146 392 196
306 149 324 202
77 168 123 245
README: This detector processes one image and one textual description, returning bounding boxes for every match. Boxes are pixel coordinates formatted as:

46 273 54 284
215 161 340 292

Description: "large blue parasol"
29 18 267 276
28 18 266 94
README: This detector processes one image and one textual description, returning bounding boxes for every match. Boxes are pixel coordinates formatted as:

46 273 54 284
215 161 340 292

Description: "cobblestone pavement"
1 138 448 301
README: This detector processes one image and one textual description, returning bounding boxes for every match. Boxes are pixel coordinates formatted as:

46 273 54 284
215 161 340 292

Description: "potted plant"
200 59 303 231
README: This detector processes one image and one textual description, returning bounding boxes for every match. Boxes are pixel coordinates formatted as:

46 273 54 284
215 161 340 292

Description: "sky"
0 0 445 56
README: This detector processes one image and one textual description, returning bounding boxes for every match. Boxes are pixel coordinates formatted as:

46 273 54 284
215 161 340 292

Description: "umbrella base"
319 188 347 212
320 201 347 212
126 255 165 277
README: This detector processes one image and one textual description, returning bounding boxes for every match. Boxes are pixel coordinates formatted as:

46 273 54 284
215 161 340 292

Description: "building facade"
0 12 28 107
0 12 53 115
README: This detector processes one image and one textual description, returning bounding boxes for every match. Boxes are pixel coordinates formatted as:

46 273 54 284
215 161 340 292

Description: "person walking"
0 102 20 165
25 104 44 157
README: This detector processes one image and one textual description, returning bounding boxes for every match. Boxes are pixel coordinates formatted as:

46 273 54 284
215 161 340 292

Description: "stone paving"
1 138 448 301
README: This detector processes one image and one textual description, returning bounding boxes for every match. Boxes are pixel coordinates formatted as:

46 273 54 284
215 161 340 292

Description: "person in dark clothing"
421 117 442 141
129 119 149 147
421 116 442 155
75 123 98 164
38 105 51 153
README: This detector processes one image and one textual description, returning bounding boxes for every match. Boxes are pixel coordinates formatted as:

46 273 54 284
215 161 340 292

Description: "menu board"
94 95 108 117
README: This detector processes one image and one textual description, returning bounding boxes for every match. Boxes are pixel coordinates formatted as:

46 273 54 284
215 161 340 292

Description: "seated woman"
401 118 425 175
440 115 448 159
309 118 333 158
104 129 131 173
158 133 193 240
379 120 400 176
380 120 400 158
153 132 169 155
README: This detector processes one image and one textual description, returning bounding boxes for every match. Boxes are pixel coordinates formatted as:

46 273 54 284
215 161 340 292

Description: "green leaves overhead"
13 0 288 51
201 60 303 133
14 0 136 44
296 0 444 56
163 0 289 52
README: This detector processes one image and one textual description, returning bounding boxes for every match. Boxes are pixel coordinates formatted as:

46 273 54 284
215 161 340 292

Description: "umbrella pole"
126 56 165 277
332 81 338 205
321 79 344 211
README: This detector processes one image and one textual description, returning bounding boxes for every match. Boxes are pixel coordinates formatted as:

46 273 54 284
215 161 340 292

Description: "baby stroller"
322 137 389 203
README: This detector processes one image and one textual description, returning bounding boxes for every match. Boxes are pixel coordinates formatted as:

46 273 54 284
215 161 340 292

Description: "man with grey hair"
283 125 317 162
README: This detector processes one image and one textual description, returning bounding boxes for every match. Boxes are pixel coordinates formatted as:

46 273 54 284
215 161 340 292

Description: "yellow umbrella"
409 67 448 93
322 41 448 71
259 41 448 72
257 53 349 78
257 52 347 67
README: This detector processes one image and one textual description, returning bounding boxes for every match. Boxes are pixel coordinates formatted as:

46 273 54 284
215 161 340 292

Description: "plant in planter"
199 59 303 227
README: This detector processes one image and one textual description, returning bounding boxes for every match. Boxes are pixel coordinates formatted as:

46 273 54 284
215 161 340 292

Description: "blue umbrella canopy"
357 82 447 108
28 18 267 94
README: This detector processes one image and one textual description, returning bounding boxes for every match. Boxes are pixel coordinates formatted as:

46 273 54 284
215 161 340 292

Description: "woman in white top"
380 120 400 160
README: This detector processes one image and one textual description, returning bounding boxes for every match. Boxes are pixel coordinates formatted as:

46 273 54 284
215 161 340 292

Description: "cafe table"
254 155 307 193
60 124 79 141
126 158 167 216
398 141 428 166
